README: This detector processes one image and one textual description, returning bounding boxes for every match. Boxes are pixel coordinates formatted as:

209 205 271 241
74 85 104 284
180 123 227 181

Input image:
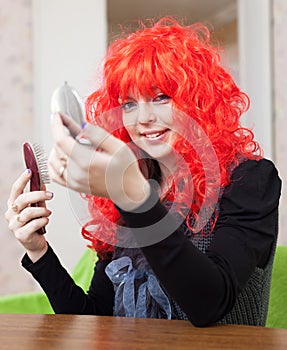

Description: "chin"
144 147 176 163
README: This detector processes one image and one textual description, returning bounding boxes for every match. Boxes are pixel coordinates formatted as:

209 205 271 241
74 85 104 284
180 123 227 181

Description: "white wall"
273 0 287 245
238 0 273 159
32 0 107 271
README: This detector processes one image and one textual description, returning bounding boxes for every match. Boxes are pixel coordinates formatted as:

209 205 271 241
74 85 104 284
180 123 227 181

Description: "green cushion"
0 249 96 314
69 249 96 291
266 245 287 328
0 292 53 314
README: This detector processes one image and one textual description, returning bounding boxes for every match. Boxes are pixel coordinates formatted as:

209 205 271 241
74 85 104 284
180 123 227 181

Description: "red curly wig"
81 17 262 258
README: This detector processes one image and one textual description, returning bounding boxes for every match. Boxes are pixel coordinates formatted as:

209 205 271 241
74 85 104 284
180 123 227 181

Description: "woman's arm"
22 244 114 315
5 168 115 316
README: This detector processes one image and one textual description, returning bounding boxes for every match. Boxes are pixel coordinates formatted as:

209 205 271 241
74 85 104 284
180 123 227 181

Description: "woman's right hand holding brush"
5 169 53 262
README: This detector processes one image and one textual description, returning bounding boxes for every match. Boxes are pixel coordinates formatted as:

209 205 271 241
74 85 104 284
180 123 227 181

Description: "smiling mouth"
141 129 169 139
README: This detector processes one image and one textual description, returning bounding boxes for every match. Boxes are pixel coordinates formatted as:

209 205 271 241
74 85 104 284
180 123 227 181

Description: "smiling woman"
5 16 281 327
84 16 261 254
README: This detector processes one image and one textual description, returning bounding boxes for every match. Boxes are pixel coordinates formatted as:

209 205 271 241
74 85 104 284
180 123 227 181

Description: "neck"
158 156 178 198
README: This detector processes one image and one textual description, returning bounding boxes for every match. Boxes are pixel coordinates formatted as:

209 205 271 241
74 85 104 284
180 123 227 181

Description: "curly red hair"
81 17 262 258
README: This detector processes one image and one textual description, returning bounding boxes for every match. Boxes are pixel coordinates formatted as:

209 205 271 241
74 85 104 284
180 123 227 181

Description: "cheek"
122 114 138 137
156 105 173 125
122 113 137 129
124 125 137 140
122 114 128 128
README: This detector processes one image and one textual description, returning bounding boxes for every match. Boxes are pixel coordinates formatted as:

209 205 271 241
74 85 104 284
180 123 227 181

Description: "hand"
48 113 150 211
5 170 53 262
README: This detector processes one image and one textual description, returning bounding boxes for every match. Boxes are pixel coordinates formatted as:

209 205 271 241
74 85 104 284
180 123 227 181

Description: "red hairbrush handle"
23 142 46 235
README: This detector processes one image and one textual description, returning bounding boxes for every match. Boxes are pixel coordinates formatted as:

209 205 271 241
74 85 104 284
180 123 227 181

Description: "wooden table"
0 314 287 350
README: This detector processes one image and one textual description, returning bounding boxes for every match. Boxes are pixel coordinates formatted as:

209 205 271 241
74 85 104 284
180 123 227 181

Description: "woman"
5 17 281 326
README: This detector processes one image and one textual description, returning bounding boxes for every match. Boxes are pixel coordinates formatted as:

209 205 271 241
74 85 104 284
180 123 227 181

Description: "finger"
22 190 53 207
81 123 125 155
48 161 67 185
48 148 67 182
50 143 68 160
14 217 50 242
7 169 32 207
48 147 69 168
59 112 82 138
9 205 52 234
50 113 76 156
18 206 52 225
6 190 53 222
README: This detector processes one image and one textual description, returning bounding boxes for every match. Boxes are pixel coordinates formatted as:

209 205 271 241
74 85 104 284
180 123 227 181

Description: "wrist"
116 178 151 211
26 242 49 263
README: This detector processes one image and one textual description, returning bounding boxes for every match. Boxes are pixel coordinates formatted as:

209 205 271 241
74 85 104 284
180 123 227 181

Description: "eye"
153 94 171 104
120 101 138 112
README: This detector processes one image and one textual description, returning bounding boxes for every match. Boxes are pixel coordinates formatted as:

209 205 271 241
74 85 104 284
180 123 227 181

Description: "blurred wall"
274 0 287 245
32 0 107 284
0 0 107 295
0 0 35 294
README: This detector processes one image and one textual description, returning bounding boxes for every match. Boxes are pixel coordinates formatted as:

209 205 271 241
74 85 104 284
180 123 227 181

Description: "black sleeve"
22 245 114 315
117 159 281 326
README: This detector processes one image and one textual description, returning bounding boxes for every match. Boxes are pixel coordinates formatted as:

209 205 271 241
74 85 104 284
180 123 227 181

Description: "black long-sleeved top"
22 159 281 326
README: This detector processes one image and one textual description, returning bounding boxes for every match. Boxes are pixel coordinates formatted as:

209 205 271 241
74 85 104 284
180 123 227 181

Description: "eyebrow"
119 96 138 102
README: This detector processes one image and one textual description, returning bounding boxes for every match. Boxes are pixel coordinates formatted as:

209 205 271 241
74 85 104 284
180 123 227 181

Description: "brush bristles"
33 143 51 185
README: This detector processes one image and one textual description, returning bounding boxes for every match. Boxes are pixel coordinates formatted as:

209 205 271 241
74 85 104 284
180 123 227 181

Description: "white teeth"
145 132 161 138
143 130 166 138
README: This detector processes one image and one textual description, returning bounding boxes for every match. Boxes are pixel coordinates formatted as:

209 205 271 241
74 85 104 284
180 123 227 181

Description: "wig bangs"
117 50 177 103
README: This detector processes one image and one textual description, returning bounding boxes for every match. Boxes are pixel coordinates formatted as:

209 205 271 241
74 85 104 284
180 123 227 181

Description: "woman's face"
120 89 178 162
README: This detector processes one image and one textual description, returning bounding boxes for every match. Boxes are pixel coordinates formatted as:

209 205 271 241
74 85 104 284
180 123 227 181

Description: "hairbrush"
23 142 50 234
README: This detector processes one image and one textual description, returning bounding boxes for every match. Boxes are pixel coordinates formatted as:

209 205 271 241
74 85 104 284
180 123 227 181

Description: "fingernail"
46 191 54 198
81 122 87 129
26 169 31 175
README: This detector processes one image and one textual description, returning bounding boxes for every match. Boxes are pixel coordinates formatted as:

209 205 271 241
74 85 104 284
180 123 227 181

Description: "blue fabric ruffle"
105 256 171 319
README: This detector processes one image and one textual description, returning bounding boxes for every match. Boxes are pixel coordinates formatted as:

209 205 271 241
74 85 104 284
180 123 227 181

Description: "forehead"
120 86 162 99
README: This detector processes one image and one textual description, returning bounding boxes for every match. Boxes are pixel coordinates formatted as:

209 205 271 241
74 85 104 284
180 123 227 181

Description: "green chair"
0 249 96 314
266 245 287 328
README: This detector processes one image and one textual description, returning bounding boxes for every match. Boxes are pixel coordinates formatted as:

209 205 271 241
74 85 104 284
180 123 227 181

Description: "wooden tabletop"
0 314 287 350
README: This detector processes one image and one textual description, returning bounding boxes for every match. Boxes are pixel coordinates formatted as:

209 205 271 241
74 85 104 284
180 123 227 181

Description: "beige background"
0 0 35 293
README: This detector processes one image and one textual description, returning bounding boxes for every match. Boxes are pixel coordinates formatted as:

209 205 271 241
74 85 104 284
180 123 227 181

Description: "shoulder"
219 158 281 215
231 158 280 181
226 158 281 196
215 159 281 241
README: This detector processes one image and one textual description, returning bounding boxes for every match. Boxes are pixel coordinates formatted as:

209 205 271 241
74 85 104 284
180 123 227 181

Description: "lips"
141 129 169 139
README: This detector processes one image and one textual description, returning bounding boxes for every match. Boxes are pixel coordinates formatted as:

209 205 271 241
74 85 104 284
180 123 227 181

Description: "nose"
138 102 156 124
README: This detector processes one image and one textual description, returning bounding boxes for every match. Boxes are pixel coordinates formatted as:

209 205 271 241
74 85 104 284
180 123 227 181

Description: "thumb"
81 123 126 154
